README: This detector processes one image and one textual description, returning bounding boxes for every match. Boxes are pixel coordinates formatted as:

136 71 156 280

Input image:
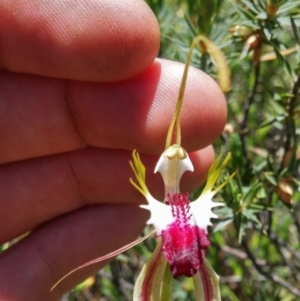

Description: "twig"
217 242 288 268
282 75 300 162
269 234 300 281
265 188 275 236
292 204 300 240
242 239 300 297
269 233 300 262
239 61 261 162
110 261 132 301
220 244 267 266
287 75 300 118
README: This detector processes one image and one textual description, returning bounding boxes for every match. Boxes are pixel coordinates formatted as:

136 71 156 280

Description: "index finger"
0 0 160 81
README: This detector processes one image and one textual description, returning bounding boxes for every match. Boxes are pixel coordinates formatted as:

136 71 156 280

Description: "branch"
239 61 261 161
269 233 300 262
292 203 300 240
288 75 300 117
220 244 266 266
282 75 300 157
269 234 300 281
242 239 300 297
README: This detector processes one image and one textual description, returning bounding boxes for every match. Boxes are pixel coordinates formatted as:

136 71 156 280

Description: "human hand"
0 0 226 300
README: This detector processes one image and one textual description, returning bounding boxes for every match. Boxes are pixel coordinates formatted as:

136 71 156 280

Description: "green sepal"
133 237 167 301
202 149 234 195
160 264 173 301
193 258 221 301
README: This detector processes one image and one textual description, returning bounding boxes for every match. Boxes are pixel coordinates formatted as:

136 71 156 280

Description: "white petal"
190 192 223 230
154 145 194 197
140 193 174 235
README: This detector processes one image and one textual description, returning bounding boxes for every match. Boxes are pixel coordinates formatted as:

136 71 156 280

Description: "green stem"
165 36 205 149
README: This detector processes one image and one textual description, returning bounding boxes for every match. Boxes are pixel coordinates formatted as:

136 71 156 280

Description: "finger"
0 0 160 81
0 60 226 163
0 204 148 301
0 146 214 243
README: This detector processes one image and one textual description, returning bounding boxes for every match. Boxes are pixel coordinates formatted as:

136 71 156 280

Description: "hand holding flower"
0 1 226 300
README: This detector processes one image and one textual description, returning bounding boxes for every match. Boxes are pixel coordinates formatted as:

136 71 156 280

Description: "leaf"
228 0 256 21
248 203 273 211
286 143 300 174
256 12 268 20
213 218 234 233
263 25 273 41
258 115 285 128
242 209 262 227
290 17 300 44
263 172 278 186
240 0 260 14
277 0 300 14
243 181 262 206
273 47 293 76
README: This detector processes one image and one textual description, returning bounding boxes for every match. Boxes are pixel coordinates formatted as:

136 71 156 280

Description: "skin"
0 0 227 300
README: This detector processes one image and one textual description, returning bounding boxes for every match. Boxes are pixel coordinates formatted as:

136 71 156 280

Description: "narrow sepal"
160 264 173 301
133 237 168 301
130 150 149 196
164 34 231 149
51 231 154 291
202 149 232 196
194 35 231 92
193 258 221 301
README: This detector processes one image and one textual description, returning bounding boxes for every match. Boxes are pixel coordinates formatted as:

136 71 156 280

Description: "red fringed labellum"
161 193 210 278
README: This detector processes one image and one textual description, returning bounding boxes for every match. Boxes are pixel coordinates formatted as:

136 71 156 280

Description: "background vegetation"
62 0 300 300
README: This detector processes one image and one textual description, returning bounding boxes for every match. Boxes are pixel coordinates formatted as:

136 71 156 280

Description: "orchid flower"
130 145 232 301
51 35 233 301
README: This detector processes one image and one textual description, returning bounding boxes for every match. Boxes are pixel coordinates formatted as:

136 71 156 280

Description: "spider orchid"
130 145 232 301
51 35 233 301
